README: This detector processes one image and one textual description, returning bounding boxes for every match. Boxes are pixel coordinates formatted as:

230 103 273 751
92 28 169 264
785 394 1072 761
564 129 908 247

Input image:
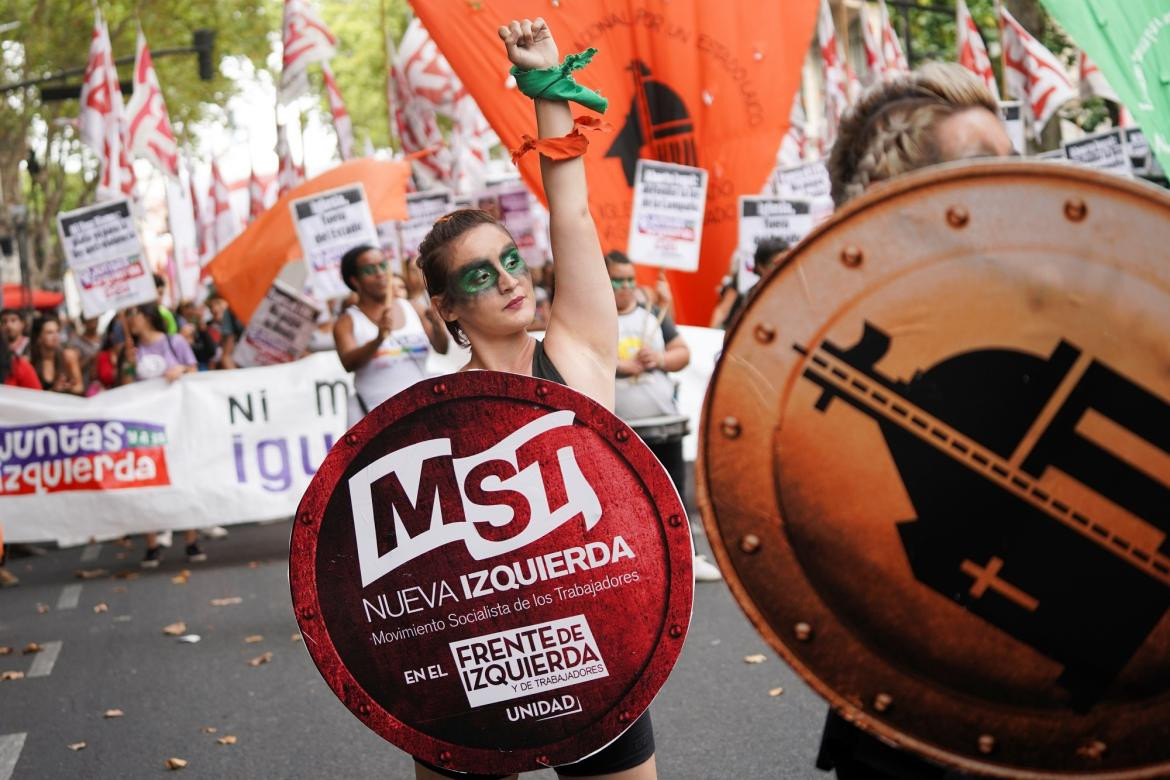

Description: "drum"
629 414 690 445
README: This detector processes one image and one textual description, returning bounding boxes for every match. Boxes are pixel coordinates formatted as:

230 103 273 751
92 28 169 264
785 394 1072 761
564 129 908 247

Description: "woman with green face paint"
413 18 658 780
415 18 618 414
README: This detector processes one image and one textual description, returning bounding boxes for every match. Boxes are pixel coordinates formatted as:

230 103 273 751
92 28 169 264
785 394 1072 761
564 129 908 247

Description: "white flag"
279 0 337 103
321 62 355 161
125 29 180 177
957 0 1000 101
999 7 1076 132
78 10 136 201
817 0 850 149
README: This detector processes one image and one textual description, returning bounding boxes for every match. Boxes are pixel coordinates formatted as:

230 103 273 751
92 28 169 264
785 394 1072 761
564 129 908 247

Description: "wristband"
510 115 612 165
511 49 608 114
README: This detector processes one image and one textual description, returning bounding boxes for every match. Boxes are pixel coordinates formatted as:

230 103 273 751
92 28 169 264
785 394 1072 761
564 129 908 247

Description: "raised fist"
498 18 559 71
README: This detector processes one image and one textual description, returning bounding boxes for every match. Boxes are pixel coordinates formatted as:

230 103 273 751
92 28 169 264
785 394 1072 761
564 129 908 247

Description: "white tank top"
346 299 431 411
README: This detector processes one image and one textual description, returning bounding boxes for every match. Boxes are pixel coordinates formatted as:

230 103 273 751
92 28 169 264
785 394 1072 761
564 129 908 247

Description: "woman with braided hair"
411 17 657 780
827 62 1013 208
817 62 1014 780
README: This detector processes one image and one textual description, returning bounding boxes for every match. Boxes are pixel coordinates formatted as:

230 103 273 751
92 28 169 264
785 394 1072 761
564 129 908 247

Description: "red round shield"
291 371 693 774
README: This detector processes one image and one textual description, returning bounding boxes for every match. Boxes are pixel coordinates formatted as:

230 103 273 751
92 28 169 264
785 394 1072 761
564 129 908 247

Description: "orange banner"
207 158 411 322
408 0 818 325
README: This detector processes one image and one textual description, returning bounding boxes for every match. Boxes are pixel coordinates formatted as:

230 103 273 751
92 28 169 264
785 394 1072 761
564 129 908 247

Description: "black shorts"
417 710 655 779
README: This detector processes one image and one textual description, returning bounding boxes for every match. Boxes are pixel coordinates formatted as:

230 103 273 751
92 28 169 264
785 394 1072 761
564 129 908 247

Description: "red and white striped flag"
187 162 208 263
279 0 337 104
957 0 1000 101
1078 50 1117 103
999 7 1076 132
778 91 808 168
449 88 497 194
276 122 304 197
817 0 850 149
209 160 241 256
878 0 908 74
125 28 179 177
321 62 355 161
248 166 267 222
388 21 450 185
78 10 136 201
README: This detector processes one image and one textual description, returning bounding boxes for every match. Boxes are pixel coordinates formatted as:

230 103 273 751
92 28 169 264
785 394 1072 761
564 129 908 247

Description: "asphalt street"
0 519 829 779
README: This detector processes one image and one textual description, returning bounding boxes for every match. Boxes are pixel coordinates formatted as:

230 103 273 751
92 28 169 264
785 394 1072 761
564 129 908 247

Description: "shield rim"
291 370 694 774
697 160 1170 780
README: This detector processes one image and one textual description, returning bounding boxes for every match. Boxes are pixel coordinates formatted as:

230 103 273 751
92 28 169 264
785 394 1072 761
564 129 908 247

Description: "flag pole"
382 0 401 154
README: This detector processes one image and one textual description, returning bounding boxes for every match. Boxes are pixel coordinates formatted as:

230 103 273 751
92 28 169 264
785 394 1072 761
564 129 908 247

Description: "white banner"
57 199 156 317
234 280 322 367
0 352 351 546
736 196 813 294
1062 129 1132 177
999 101 1026 155
291 183 379 301
627 159 708 272
399 190 453 263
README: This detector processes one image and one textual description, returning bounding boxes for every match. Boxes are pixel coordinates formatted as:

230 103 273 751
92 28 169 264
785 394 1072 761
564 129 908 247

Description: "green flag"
1039 1 1170 173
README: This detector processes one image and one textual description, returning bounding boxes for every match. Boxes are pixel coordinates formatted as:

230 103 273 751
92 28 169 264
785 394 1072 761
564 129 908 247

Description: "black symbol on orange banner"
795 323 1170 709
606 61 698 185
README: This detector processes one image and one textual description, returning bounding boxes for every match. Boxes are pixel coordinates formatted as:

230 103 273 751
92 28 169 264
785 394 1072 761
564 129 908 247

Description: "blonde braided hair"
827 63 998 207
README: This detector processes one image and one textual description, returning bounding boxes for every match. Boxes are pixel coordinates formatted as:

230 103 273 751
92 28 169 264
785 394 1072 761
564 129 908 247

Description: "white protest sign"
291 183 379 301
774 161 831 200
1062 129 1132 177
627 159 708 271
375 221 405 275
999 101 1026 155
398 190 452 264
233 279 323 368
57 199 156 318
1125 128 1150 175
495 182 544 268
736 197 813 293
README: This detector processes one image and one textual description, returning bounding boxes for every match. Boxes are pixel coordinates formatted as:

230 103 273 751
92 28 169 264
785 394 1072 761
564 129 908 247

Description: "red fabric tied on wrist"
510 116 612 165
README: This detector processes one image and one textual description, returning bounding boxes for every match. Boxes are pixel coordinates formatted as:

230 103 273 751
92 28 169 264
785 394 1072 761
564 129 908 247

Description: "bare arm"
499 19 615 406
412 300 449 355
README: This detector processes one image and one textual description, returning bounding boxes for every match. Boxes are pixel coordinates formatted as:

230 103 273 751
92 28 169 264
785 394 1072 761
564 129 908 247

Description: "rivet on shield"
439 751 452 764
977 735 996 755
1064 198 1088 222
794 622 813 641
720 417 741 439
618 711 631 723
537 755 551 766
945 206 969 228
301 608 316 621
358 703 370 716
669 624 684 639
432 382 447 395
840 246 863 268
873 693 893 713
615 428 630 443
668 514 683 528
739 534 761 554
344 433 358 446
1077 740 1108 760
299 513 315 526
535 384 549 398
754 323 776 343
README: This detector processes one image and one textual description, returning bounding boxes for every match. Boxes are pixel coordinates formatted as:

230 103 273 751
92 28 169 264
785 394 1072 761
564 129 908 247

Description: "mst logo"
349 411 602 588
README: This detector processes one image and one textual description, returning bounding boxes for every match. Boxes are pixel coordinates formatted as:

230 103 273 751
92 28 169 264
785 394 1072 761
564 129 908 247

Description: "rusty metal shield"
699 161 1170 778
291 371 692 775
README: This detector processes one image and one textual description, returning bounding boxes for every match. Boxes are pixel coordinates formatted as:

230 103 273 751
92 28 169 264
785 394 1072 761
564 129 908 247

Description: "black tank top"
531 339 566 385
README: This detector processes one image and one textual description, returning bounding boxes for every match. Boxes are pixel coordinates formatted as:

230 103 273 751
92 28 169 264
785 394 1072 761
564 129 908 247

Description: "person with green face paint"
334 244 449 425
412 17 660 780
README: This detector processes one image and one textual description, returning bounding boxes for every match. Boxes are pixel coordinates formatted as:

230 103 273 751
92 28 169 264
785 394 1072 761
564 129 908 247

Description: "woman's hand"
498 18 558 71
163 365 187 383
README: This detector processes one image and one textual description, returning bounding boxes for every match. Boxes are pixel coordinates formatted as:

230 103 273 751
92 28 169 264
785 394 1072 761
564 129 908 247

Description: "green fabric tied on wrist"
511 48 608 114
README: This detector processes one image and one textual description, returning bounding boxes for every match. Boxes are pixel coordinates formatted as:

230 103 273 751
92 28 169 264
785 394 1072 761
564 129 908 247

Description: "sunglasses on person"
356 260 390 277
610 278 637 289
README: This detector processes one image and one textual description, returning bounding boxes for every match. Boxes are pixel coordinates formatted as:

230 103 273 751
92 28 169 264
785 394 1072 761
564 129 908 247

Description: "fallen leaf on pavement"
165 757 188 770
768 687 784 697
247 651 273 667
104 708 124 718
202 727 218 734
1 671 24 681
93 603 109 613
743 654 767 664
68 741 87 751
112 571 139 581
244 635 263 644
74 568 109 580
36 603 50 614
0 646 11 655
162 622 186 636
112 586 127 593
113 615 132 623
171 570 191 585
290 633 302 642
177 634 201 644
210 596 242 607
23 642 43 655
217 735 237 746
